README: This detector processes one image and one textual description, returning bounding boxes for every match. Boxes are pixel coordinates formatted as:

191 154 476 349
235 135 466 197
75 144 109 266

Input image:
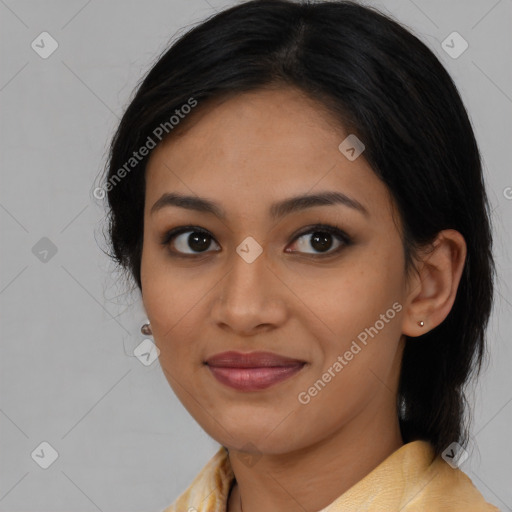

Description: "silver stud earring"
417 320 424 327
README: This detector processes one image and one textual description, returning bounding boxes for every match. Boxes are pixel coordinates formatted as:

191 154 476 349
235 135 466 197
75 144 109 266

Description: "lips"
205 351 306 391
206 351 305 368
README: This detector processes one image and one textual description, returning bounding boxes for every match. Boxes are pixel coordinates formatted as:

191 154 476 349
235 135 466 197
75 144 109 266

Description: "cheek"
140 253 212 369
141 246 185 349
288 254 405 399
143 277 196 349
288 253 402 337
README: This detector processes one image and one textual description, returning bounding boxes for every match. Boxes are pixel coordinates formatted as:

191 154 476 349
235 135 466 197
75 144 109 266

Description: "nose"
211 246 289 336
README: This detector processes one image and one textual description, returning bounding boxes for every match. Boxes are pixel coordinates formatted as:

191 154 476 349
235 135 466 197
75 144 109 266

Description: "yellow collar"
164 440 500 511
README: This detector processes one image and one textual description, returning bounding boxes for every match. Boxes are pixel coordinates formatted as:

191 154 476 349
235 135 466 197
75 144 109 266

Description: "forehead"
148 87 344 168
144 87 393 221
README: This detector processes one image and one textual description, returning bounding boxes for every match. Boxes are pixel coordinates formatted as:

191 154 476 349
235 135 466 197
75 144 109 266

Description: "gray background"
1 0 511 510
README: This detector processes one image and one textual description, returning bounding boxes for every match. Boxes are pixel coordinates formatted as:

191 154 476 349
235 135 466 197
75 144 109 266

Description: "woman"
99 0 500 510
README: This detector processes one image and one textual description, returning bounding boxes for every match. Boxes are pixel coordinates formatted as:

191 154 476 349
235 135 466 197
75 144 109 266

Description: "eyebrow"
150 190 369 220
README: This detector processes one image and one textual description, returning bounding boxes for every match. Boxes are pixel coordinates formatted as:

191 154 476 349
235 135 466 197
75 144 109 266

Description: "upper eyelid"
165 224 347 241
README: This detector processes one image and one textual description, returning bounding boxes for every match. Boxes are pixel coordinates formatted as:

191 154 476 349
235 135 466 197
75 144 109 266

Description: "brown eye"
286 224 351 256
161 227 220 255
161 223 351 258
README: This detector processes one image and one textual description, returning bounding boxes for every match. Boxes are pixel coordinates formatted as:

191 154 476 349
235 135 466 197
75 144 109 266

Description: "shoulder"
412 453 501 512
395 441 500 511
322 440 501 512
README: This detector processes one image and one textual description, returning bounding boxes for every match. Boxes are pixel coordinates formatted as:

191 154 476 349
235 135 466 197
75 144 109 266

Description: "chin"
206 421 308 456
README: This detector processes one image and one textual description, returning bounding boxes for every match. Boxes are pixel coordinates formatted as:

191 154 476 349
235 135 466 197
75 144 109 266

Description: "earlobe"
402 229 467 338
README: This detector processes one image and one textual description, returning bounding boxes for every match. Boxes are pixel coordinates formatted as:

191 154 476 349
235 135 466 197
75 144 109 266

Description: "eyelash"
160 223 352 259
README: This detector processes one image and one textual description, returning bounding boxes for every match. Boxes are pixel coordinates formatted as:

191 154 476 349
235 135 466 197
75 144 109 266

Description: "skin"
140 86 467 512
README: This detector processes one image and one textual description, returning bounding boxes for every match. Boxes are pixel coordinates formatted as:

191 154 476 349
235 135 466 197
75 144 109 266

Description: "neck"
227 406 403 512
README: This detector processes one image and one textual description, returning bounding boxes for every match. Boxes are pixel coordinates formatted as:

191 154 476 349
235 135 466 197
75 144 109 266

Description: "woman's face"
141 87 414 454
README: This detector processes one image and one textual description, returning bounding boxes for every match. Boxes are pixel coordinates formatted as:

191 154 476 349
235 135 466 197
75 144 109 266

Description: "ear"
402 229 467 337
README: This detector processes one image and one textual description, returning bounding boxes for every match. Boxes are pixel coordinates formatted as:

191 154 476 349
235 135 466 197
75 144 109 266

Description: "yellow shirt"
163 440 500 511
